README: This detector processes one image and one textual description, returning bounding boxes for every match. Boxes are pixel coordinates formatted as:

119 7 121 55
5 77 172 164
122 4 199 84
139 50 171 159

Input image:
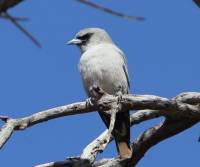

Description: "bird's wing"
123 64 130 89
115 47 130 90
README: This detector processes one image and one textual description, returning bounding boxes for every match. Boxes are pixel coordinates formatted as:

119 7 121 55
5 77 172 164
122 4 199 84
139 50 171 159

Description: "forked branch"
0 92 199 167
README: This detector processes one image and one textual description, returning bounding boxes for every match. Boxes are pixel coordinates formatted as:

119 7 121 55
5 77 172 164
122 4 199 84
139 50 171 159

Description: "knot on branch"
174 92 200 105
0 92 200 167
16 122 29 130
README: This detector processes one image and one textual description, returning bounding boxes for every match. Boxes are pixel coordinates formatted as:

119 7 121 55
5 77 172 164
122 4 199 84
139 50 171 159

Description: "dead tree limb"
0 92 199 149
130 117 198 166
75 0 144 21
193 0 200 7
3 12 42 47
91 118 198 167
0 92 199 167
0 0 41 47
0 0 23 12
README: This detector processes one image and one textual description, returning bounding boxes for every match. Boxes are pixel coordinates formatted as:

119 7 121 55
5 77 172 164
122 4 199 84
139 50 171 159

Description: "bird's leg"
86 85 106 107
116 86 124 110
89 85 105 99
86 98 95 107
90 85 105 97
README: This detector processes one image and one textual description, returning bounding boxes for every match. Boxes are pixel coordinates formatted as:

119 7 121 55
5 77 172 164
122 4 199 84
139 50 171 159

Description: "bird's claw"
117 94 123 104
116 91 123 104
116 91 123 111
89 85 105 99
86 97 95 107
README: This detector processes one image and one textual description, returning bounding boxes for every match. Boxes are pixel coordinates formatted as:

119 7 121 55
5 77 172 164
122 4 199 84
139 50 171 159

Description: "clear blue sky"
0 0 200 166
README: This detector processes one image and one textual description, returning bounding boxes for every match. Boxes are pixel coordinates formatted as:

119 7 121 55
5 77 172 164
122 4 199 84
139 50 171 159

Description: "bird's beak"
67 38 82 45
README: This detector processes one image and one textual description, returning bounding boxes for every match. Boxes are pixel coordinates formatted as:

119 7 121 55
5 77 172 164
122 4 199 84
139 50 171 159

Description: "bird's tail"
98 110 132 159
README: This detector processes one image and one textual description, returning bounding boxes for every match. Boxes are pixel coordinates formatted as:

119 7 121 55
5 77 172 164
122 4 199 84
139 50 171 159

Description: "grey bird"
68 28 132 159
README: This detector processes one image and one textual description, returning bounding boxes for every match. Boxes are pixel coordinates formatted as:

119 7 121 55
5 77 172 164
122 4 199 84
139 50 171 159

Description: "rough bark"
0 92 199 167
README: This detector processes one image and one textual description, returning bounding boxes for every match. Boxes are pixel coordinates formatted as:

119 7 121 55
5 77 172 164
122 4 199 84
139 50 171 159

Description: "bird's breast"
79 44 128 96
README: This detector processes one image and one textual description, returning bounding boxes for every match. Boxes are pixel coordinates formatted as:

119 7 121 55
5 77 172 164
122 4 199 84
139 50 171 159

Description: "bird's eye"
77 33 92 41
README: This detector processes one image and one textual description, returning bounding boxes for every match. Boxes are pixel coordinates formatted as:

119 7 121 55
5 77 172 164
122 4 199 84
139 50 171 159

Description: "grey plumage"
68 28 132 158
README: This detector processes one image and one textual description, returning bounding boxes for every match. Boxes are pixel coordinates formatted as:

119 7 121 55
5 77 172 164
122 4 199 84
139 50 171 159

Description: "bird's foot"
117 94 123 103
89 85 105 99
115 86 124 103
116 91 123 109
86 97 95 107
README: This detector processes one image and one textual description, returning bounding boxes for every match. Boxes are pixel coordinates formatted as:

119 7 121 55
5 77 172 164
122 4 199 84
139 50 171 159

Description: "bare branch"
35 108 166 167
174 92 200 104
41 109 199 166
0 115 9 122
3 12 42 48
81 130 110 162
1 92 200 150
0 92 199 166
0 101 96 149
81 106 118 162
75 0 144 21
0 119 16 148
193 0 200 7
0 0 23 12
0 1 41 48
130 109 165 125
130 118 198 166
0 13 29 21
91 118 198 167
35 157 91 167
80 109 164 164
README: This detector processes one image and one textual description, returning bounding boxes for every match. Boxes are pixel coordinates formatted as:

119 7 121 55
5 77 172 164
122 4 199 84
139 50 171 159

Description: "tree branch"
3 12 42 48
0 13 29 21
193 0 200 7
0 101 96 149
81 106 118 162
0 92 199 167
0 0 41 48
0 0 23 12
80 109 166 165
35 157 91 167
130 117 199 166
92 118 198 167
75 0 144 21
1 92 200 149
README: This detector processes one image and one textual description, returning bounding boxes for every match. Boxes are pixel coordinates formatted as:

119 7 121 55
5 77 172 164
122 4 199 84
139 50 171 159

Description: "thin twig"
0 92 199 167
75 0 145 21
0 14 29 21
130 118 199 166
0 0 23 12
81 107 117 162
3 12 41 48
0 92 200 150
193 0 200 7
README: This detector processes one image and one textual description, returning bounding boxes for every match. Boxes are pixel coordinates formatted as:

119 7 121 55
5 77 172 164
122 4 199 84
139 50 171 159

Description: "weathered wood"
0 92 199 167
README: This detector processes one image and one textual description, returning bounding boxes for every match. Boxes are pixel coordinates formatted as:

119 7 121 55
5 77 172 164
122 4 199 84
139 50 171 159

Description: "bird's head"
67 28 113 53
